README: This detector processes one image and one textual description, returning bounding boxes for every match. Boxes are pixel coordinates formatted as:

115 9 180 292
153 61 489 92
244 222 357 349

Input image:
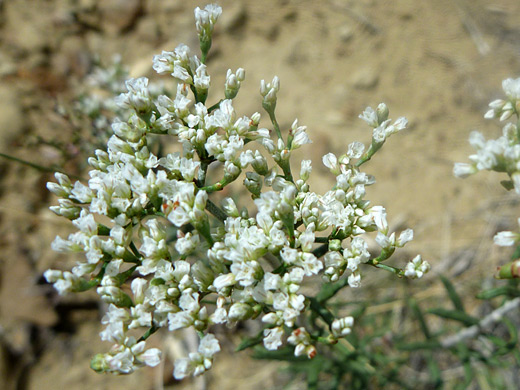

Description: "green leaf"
426 352 443 388
307 357 323 390
409 298 431 339
236 330 264 352
316 277 350 303
500 180 514 191
504 317 519 347
428 308 479 326
440 275 464 311
308 296 335 326
251 346 306 362
513 244 520 260
396 340 441 351
476 285 520 299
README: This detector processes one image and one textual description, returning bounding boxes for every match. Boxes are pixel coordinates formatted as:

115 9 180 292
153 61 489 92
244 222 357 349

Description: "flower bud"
227 302 253 321
331 316 354 337
251 112 261 126
90 353 109 373
376 103 389 123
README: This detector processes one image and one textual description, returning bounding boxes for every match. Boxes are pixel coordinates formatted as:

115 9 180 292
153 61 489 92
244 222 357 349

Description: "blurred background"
1 0 520 389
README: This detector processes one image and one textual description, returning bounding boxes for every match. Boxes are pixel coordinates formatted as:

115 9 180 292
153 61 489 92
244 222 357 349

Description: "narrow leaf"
440 275 464 311
428 308 479 326
409 298 431 339
236 330 264 352
397 340 441 351
476 285 520 299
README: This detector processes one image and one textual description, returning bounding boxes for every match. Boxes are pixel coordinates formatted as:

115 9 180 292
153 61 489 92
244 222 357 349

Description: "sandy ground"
1 0 520 389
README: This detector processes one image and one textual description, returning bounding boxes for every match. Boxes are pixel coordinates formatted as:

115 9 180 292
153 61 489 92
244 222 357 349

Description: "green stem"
277 159 294 183
200 179 227 193
365 259 404 277
312 243 329 259
208 99 223 113
355 141 383 168
138 324 158 342
121 250 140 264
308 296 335 326
129 241 142 260
314 236 330 243
316 277 350 303
268 110 283 141
0 152 84 180
205 199 228 222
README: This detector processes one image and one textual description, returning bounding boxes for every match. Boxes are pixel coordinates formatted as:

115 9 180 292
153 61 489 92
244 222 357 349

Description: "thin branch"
440 297 520 348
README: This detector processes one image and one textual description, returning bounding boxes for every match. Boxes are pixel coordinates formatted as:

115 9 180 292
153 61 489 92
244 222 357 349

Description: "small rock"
324 111 344 126
351 68 379 90
286 40 310 66
220 2 247 33
99 0 141 35
0 85 24 152
135 15 161 43
338 24 353 42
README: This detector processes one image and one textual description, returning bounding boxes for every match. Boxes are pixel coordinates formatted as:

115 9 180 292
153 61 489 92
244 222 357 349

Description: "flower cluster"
45 4 428 379
65 56 167 149
454 77 520 259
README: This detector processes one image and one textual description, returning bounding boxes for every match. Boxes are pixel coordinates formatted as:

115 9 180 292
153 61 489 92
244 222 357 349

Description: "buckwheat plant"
454 77 520 278
45 4 429 380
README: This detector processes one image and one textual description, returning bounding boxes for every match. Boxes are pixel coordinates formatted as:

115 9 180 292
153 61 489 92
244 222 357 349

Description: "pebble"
220 2 247 33
338 24 354 42
99 0 141 35
351 68 379 90
0 85 24 152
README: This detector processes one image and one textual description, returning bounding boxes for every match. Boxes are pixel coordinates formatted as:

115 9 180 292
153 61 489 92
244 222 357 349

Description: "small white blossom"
194 4 222 42
331 316 354 337
287 327 316 359
115 77 153 115
404 255 431 279
173 333 220 379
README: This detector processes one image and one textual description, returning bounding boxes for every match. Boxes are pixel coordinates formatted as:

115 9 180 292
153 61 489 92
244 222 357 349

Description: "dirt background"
1 0 520 389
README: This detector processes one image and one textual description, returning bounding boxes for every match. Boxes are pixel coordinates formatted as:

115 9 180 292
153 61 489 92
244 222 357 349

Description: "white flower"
199 333 220 357
331 316 354 337
175 232 200 256
348 271 361 288
260 76 280 109
494 230 518 246
290 119 312 149
44 270 81 295
404 255 431 279
194 64 210 92
194 4 222 40
502 77 520 100
300 160 312 182
47 173 72 197
131 278 148 303
370 205 388 234
322 153 339 174
137 347 161 367
228 302 253 321
225 68 245 99
213 273 236 290
453 162 477 178
397 228 414 247
152 50 175 74
359 106 378 127
263 326 284 350
115 77 152 114
287 327 316 359
173 333 220 379
72 210 98 236
347 142 365 159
